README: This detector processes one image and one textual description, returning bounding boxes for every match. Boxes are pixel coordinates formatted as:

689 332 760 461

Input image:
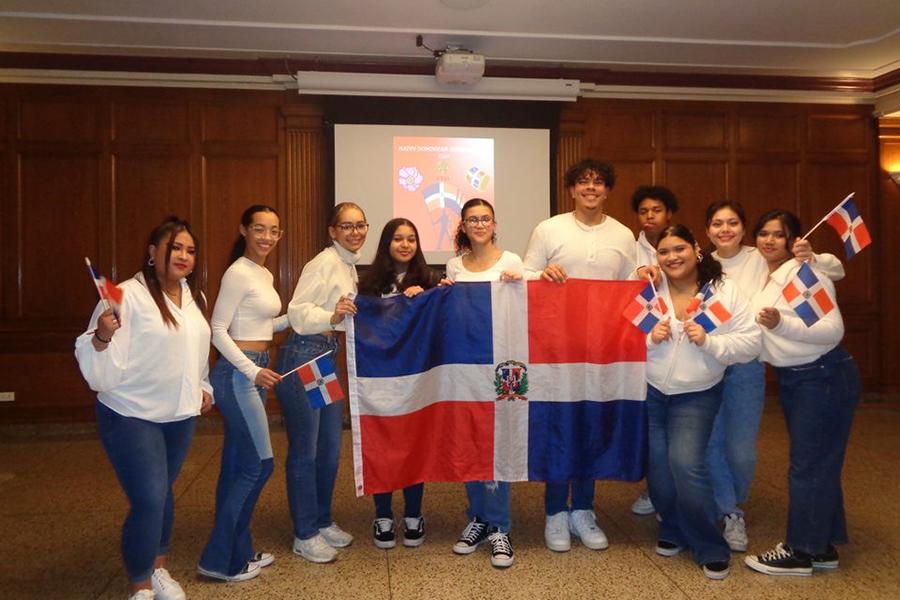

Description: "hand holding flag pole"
84 257 123 318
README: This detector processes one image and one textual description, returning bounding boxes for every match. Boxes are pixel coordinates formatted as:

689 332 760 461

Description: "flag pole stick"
84 257 111 311
279 350 333 378
801 192 854 240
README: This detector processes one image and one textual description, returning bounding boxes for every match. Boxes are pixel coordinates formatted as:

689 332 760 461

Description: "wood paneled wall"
0 85 891 423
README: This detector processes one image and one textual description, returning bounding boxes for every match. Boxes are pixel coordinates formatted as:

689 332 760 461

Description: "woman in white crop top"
198 205 288 582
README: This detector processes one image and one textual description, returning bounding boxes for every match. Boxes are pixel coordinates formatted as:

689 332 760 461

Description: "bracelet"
94 330 112 344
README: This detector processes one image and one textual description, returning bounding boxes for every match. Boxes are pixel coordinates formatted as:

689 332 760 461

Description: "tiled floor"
2 401 899 599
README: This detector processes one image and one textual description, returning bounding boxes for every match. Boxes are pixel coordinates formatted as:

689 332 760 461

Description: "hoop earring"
696 251 703 262
147 256 155 267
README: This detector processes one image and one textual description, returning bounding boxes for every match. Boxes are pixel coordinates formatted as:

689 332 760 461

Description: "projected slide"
393 137 494 252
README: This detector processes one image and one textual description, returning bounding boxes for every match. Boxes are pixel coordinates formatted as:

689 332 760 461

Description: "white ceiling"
1 0 899 79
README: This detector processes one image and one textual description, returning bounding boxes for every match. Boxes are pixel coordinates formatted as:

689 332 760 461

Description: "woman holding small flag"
703 200 844 552
744 209 860 577
75 216 212 600
445 198 523 569
357 217 441 550
275 201 368 563
645 224 760 580
198 205 288 582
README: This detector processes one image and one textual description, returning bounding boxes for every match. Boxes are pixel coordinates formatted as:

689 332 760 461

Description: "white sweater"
287 243 360 334
646 277 761 395
446 251 524 282
751 261 844 367
211 257 289 381
635 230 657 268
713 245 845 298
523 212 637 280
74 273 213 423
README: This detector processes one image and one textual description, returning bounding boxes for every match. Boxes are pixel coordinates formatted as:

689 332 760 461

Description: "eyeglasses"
336 222 369 233
248 225 283 239
463 216 494 226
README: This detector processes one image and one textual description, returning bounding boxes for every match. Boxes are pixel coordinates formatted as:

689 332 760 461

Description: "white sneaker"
569 509 609 550
319 522 354 548
249 551 275 568
544 512 571 552
293 534 338 563
723 513 748 552
128 590 155 600
631 491 655 515
197 561 261 582
150 568 185 600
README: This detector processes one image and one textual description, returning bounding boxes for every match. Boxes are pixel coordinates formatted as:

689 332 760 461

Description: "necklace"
164 287 180 300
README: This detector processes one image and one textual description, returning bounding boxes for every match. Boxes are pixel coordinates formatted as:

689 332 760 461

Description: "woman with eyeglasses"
445 198 523 569
275 202 368 564
198 205 288 582
357 218 441 550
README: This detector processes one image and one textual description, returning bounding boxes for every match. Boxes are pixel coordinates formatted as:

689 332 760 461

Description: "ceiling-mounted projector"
435 51 485 86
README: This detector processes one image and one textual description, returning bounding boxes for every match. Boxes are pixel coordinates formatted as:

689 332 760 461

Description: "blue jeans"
95 401 196 583
646 384 730 566
466 481 512 532
275 332 343 540
199 351 274 577
373 484 425 519
544 481 594 515
705 360 766 518
775 346 859 555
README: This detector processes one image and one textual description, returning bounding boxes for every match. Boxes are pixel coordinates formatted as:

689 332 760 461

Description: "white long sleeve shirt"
523 212 637 280
646 277 761 395
446 251 524 282
713 245 845 299
74 273 213 423
751 261 844 367
287 243 360 334
635 230 657 268
210 257 289 381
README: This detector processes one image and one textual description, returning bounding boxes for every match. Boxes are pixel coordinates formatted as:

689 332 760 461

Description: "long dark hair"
752 209 803 258
454 198 496 254
142 216 206 328
228 204 280 265
657 224 724 290
358 218 439 296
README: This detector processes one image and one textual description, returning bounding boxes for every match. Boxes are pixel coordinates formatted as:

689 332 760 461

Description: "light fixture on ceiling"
296 71 580 102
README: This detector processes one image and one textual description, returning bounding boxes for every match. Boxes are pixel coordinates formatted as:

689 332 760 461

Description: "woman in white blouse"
198 205 289 582
275 202 368 564
75 216 212 600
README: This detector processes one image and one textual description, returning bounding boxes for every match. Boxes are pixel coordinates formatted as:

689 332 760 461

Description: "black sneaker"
487 529 514 568
452 518 489 555
744 542 813 576
403 516 425 547
811 545 839 569
372 518 396 549
702 560 730 580
655 540 684 557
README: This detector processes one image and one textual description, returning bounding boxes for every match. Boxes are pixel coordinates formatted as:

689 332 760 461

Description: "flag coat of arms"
686 282 732 333
826 193 871 259
782 263 835 327
297 352 345 409
346 279 649 496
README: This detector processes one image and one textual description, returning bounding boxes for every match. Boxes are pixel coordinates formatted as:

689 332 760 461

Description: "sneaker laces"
153 567 178 587
488 531 512 556
459 519 487 543
758 543 792 562
374 518 393 534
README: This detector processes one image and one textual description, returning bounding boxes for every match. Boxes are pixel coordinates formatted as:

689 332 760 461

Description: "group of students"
75 158 860 600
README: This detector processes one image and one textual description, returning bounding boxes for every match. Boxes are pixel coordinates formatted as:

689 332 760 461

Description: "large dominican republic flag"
346 279 649 496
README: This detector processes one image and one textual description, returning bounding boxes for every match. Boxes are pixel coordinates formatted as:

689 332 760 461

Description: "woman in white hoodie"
645 224 760 581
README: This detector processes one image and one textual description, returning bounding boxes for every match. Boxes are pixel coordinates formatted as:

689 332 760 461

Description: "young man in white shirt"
523 159 637 552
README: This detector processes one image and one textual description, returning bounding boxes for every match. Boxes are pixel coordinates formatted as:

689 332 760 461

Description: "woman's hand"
683 321 707 346
255 368 282 390
92 308 120 350
403 285 425 298
438 278 454 286
636 265 661 285
792 238 813 262
500 271 523 282
200 391 213 414
330 295 357 325
757 307 781 329
541 263 568 283
650 318 672 344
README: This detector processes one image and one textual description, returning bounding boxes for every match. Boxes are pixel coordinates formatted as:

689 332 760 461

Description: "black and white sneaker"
655 540 684 557
403 516 425 547
373 518 396 549
487 529 514 568
744 542 813 576
812 545 839 569
702 560 730 580
452 518 489 555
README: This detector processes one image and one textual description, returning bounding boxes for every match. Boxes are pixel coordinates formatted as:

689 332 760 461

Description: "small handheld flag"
84 257 123 315
686 282 732 333
782 263 835 327
825 193 871 260
282 351 345 409
622 281 667 333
